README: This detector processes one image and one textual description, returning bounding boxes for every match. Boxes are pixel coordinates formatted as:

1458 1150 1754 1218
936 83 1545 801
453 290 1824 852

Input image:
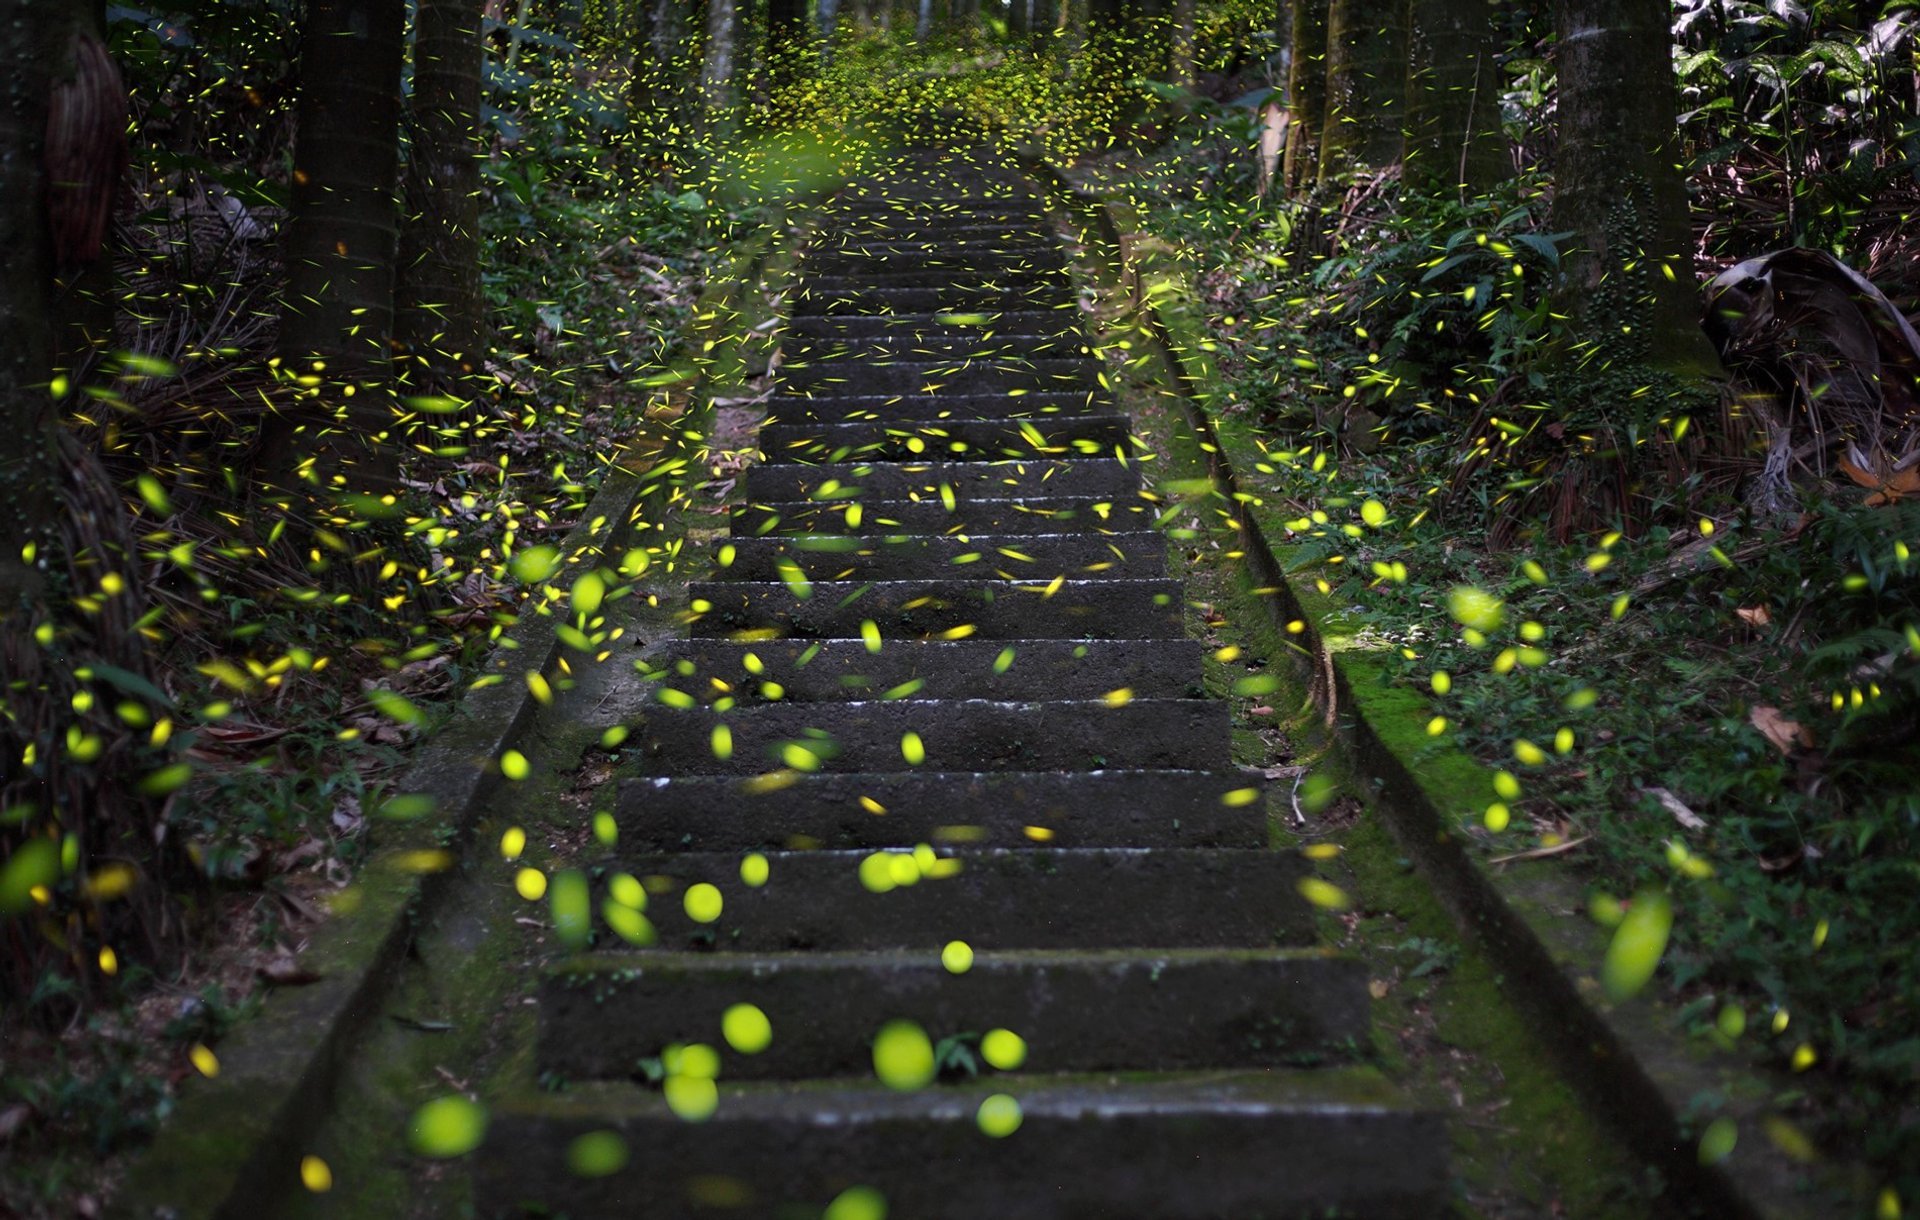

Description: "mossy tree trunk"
1552 0 1719 374
1403 0 1505 195
1317 0 1406 184
397 0 487 384
1284 0 1327 193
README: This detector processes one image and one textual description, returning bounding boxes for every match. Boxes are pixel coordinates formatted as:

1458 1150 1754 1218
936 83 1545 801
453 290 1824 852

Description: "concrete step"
795 267 1070 292
805 237 1063 259
644 638 1202 703
739 457 1138 502
614 768 1271 852
781 332 1088 361
764 392 1111 426
707 532 1164 582
570 848 1314 954
783 309 1082 340
780 357 1100 396
731 495 1159 536
477 1070 1446 1220
630 698 1229 774
800 244 1067 272
539 947 1364 1081
791 285 1073 316
756 414 1129 462
687 578 1184 640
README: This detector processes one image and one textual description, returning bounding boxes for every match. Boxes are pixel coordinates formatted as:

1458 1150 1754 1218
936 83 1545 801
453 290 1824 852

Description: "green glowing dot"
980 1028 1027 1070
941 940 974 973
722 1003 772 1055
608 872 645 909
976 1093 1023 1138
1698 1117 1737 1165
566 1130 629 1177
872 1019 935 1091
408 1095 488 1159
684 883 723 923
824 1185 888 1220
663 1074 718 1122
740 852 769 887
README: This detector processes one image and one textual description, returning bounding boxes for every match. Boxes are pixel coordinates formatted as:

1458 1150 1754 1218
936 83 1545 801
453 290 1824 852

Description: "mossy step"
539 946 1363 1081
687 578 1183 641
614 768 1270 852
731 495 1155 536
569 848 1314 955
706 531 1164 582
740 457 1136 502
475 1069 1445 1219
629 697 1228 774
755 414 1129 462
644 638 1202 704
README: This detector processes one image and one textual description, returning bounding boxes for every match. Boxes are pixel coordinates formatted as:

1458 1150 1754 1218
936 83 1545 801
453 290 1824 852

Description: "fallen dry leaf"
1750 705 1813 754
1642 786 1707 831
1735 605 1772 627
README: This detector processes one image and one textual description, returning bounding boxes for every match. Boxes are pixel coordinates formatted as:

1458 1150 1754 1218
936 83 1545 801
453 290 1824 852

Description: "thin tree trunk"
818 0 840 46
1317 0 1406 183
1283 0 1326 192
1403 0 1505 194
702 0 736 116
397 0 487 381
1169 0 1195 87
1552 0 1718 373
0 0 65 600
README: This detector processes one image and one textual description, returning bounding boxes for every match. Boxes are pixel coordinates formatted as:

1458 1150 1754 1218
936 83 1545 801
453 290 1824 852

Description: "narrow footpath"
477 147 1447 1218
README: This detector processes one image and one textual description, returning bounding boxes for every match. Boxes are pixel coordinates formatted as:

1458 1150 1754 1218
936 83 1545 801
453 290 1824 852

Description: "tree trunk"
1317 0 1406 183
397 0 487 382
630 0 694 149
1403 0 1505 194
50 3 123 386
280 0 407 378
1169 0 1195 87
818 0 840 45
702 0 737 116
1282 0 1323 191
1552 0 1718 373
0 0 65 602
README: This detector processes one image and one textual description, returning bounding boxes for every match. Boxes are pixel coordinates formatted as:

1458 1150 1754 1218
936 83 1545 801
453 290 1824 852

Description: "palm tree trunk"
1283 0 1327 192
279 0 407 378
1552 0 1718 373
397 0 488 382
1317 0 1406 183
0 0 65 599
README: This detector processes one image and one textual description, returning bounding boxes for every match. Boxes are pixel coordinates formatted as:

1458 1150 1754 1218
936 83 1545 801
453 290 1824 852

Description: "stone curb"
1028 154 1870 1220
110 223 789 1220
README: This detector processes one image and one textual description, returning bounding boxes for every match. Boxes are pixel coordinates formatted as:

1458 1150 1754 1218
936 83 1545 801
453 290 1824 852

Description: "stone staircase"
476 148 1446 1218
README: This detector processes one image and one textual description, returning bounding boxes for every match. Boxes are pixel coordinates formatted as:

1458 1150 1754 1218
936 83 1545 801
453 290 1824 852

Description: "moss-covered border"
1027 154 1870 1220
108 222 791 1220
